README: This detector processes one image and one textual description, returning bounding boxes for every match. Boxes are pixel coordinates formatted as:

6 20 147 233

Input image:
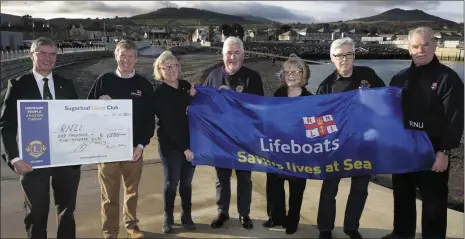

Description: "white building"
361 36 384 43
279 30 299 41
191 28 208 42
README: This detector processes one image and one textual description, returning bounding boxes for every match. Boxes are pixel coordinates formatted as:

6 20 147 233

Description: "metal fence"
0 46 107 62
151 41 191 47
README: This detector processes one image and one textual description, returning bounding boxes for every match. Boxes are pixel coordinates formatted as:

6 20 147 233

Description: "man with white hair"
202 36 264 229
383 27 463 239
316 37 385 239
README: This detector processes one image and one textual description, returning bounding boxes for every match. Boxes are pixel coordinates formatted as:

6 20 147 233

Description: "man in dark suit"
0 37 81 239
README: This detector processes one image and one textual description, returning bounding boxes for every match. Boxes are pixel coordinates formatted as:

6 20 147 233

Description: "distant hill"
0 13 22 25
240 15 279 24
1 7 276 31
320 8 463 34
131 7 276 26
348 8 459 27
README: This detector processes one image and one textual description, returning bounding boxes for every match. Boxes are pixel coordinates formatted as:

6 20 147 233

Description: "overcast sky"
1 1 463 23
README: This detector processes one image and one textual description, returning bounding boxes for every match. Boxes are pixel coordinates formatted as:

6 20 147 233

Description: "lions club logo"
303 115 338 138
359 80 370 88
26 140 46 158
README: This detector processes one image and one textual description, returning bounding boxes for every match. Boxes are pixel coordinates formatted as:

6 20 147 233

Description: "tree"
278 24 292 35
230 23 244 39
208 25 214 42
20 14 33 26
219 24 232 37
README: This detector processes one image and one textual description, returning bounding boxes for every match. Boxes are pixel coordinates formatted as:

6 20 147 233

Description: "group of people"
0 26 463 239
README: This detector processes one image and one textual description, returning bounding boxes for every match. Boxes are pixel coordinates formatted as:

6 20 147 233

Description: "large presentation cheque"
17 100 134 168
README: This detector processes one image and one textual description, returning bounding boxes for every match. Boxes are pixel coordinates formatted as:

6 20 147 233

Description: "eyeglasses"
161 64 178 71
332 53 355 60
34 51 57 58
283 70 302 76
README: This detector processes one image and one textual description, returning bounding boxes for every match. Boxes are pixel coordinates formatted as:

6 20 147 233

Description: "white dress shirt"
33 70 56 99
11 70 56 165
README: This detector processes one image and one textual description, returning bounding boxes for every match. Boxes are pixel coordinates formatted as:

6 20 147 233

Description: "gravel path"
53 51 464 212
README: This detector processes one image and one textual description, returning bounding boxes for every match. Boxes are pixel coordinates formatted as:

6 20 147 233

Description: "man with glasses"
87 39 155 239
202 36 264 230
315 37 385 239
0 37 81 239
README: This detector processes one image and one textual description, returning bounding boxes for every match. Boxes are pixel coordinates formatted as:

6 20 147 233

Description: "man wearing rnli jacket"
383 27 464 239
316 37 385 239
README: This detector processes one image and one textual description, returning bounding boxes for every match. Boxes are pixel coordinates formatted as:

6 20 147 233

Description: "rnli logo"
26 140 46 158
303 115 338 138
409 121 424 129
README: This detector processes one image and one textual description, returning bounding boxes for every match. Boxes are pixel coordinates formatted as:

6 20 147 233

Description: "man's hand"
190 84 197 97
99 95 112 100
218 85 230 90
184 149 194 161
131 147 143 162
13 160 33 175
432 151 448 172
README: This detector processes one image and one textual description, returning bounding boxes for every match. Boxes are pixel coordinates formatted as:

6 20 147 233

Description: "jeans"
159 146 196 224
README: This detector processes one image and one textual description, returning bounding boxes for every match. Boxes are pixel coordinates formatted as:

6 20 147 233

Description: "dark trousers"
159 146 196 224
392 169 449 238
317 175 370 232
215 167 252 216
265 173 306 227
21 166 81 239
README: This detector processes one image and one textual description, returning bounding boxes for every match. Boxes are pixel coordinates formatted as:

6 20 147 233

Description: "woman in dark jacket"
152 50 197 234
263 53 311 235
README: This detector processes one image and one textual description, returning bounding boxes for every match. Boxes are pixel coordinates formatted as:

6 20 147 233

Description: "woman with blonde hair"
152 50 197 233
262 53 311 235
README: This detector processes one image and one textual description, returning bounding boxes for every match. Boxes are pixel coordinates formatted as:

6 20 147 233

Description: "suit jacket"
0 71 79 171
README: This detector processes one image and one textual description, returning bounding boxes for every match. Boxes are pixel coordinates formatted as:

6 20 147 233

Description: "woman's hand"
184 149 194 161
190 84 197 97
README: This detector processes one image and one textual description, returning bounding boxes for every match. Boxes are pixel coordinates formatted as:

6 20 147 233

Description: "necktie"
42 78 53 100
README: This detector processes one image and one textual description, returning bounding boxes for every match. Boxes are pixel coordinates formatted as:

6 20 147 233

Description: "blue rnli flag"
188 86 435 180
